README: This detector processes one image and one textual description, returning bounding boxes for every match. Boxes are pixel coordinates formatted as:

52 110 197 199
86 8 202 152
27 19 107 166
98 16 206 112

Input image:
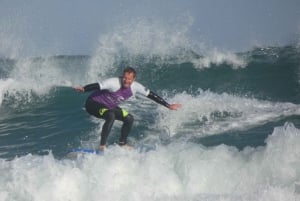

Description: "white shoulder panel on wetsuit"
99 77 150 96
98 77 121 92
131 81 150 96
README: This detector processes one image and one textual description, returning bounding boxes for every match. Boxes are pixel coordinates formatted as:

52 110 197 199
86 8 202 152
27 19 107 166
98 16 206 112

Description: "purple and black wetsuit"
83 77 170 146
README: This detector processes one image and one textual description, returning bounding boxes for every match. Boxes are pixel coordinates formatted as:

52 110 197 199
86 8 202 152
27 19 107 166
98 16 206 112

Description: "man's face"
122 72 135 88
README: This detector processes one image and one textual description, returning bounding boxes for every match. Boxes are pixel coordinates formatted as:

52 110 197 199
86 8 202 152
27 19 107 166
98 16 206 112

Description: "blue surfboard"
67 148 104 158
67 145 155 159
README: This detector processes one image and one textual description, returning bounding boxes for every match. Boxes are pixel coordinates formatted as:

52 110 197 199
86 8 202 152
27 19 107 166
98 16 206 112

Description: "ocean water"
1 24 300 200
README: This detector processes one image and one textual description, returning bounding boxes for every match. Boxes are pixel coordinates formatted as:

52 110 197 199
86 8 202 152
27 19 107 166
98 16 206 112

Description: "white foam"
88 17 195 80
156 91 300 137
0 16 248 108
87 17 248 85
0 123 300 201
192 48 247 69
0 57 79 107
0 78 14 106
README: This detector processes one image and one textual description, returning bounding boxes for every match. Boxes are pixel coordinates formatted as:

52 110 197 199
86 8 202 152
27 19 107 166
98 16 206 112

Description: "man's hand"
73 86 84 92
168 103 182 110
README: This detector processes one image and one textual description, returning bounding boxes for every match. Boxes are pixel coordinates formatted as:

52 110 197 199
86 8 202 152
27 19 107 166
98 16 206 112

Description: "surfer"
74 67 181 150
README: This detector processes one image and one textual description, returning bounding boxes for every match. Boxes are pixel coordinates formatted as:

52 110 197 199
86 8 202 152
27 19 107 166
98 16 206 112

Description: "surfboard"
71 148 103 154
67 148 104 159
66 144 152 159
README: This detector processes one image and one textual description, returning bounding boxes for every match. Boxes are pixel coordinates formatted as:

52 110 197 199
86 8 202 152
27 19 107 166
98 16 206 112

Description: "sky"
0 0 300 57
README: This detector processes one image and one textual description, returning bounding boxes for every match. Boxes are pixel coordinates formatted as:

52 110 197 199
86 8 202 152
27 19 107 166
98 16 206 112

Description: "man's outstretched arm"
147 91 181 110
73 83 100 92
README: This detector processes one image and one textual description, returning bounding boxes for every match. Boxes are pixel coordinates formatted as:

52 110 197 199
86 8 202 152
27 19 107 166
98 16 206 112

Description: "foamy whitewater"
1 123 300 201
1 18 300 201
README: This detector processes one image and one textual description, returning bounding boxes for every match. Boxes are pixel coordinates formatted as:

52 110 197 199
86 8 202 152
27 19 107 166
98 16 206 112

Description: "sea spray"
88 17 195 80
157 91 300 137
1 123 300 201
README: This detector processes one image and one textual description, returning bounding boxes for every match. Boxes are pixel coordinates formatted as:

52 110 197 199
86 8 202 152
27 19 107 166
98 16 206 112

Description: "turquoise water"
1 45 300 200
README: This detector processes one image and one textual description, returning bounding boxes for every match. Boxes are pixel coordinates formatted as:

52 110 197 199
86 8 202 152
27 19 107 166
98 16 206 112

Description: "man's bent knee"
124 114 134 124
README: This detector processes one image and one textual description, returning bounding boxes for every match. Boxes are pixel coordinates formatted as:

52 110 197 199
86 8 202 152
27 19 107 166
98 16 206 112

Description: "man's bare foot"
99 145 106 151
119 144 133 150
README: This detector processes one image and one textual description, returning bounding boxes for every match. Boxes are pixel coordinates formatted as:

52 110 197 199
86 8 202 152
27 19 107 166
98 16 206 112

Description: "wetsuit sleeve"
83 83 100 92
83 78 121 92
147 91 170 108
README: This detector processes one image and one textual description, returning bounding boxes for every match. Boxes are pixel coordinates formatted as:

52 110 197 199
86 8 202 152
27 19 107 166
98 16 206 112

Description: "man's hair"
123 67 136 78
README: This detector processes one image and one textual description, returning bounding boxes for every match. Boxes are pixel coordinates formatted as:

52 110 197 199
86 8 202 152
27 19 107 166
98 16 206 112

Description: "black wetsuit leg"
119 113 134 145
100 109 134 146
100 110 115 146
85 98 134 146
